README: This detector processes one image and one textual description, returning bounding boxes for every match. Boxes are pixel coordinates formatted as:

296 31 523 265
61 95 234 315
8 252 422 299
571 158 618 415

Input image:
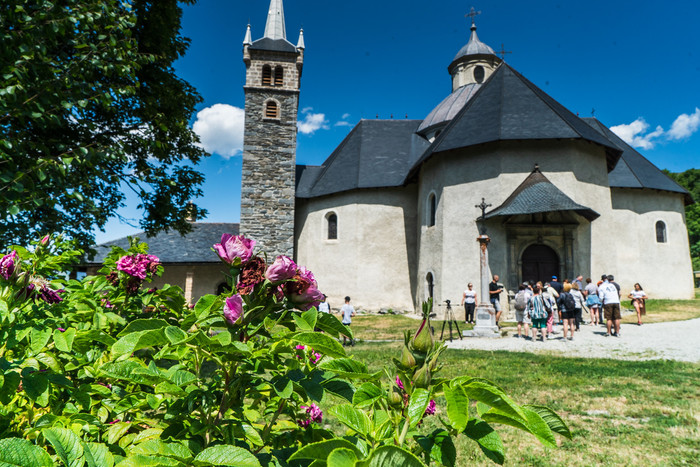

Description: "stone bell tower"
240 0 304 257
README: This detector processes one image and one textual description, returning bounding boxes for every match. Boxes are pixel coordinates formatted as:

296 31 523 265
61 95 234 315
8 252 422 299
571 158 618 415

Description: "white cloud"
667 107 700 140
192 104 245 158
341 113 350 119
334 121 352 127
610 118 663 150
297 108 329 135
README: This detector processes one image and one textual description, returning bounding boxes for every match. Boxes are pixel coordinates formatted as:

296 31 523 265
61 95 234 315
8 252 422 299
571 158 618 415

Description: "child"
340 296 355 346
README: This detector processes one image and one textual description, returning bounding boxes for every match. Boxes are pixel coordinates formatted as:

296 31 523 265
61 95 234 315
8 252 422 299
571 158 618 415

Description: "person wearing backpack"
513 285 530 338
557 283 576 340
526 285 552 342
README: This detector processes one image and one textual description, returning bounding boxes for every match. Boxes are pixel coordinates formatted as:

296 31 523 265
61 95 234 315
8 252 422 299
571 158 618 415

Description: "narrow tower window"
656 221 667 243
327 213 338 240
473 65 485 83
262 65 272 86
428 193 436 227
274 66 284 86
265 100 279 119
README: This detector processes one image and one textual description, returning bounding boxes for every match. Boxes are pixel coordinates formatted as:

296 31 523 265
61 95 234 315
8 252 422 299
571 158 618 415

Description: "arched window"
265 100 279 119
262 65 272 86
274 66 284 86
656 221 667 243
426 272 434 299
428 193 436 227
327 213 338 240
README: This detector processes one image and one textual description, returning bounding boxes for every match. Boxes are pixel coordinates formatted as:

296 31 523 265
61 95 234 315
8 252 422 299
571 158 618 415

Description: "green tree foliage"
0 0 206 251
664 169 700 270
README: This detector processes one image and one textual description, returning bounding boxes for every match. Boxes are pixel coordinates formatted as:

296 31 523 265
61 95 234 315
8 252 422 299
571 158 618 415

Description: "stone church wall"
295 187 418 312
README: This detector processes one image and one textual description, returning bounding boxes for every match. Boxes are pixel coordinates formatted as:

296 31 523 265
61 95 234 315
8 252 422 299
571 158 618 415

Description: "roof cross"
495 43 512 60
475 197 491 219
465 7 481 25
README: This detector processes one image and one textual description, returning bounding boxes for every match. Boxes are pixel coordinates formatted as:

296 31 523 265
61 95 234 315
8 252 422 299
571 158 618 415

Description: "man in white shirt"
599 275 621 337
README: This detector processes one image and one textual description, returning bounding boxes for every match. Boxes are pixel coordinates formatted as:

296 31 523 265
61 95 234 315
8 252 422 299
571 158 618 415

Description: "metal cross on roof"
495 43 512 60
475 197 491 219
465 7 481 25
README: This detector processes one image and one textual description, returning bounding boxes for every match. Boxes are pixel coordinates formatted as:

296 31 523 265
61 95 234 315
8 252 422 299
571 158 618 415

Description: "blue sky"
95 0 700 243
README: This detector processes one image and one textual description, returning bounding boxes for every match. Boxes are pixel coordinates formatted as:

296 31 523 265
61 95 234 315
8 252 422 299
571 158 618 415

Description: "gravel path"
445 318 700 362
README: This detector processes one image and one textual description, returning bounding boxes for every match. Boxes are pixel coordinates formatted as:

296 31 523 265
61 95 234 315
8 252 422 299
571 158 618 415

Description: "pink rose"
424 399 436 416
0 251 18 280
290 283 324 311
223 294 244 325
214 234 255 265
265 255 297 283
40 235 50 246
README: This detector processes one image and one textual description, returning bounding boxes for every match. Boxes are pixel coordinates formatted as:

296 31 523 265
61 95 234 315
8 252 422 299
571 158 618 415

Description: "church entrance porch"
521 244 560 284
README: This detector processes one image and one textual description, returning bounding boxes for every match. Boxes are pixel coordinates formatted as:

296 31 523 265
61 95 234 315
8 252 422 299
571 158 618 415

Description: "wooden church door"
521 244 559 284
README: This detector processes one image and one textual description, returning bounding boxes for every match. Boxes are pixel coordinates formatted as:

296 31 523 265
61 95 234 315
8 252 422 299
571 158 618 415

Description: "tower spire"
264 0 287 40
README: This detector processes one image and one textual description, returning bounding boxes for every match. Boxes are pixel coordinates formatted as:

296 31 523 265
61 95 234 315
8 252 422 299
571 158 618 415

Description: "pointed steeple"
296 28 305 49
243 24 252 46
264 0 286 40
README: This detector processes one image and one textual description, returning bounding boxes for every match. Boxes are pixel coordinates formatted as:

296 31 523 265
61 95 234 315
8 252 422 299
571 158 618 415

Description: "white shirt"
463 290 476 304
341 304 354 324
318 302 330 313
599 281 620 305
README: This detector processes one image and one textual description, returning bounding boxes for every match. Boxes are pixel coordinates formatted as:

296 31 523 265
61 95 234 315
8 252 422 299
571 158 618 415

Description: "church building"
241 0 694 313
91 1 694 313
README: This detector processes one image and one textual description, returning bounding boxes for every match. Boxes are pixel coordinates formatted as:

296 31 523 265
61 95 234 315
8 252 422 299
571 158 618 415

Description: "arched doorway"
521 244 559 284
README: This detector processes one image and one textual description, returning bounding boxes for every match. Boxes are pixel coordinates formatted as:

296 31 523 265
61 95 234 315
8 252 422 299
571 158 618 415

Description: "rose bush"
0 234 569 466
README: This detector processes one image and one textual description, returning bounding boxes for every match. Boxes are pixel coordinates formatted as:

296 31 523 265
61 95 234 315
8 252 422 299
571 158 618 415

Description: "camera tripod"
439 300 462 341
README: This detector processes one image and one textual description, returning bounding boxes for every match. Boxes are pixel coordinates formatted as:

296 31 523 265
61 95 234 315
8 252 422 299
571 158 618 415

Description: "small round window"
473 66 485 83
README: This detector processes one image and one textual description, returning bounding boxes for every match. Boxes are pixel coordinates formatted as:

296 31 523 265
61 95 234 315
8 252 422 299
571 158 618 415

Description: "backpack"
514 292 528 311
561 292 575 311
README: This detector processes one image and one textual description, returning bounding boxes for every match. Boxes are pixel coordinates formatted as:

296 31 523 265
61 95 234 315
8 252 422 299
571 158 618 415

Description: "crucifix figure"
465 6 481 25
475 197 491 234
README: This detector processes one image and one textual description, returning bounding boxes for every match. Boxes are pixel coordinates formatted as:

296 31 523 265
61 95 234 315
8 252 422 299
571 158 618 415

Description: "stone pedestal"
463 234 501 338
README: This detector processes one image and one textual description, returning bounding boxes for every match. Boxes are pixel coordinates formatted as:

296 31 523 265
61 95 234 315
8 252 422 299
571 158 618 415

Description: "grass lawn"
318 291 700 465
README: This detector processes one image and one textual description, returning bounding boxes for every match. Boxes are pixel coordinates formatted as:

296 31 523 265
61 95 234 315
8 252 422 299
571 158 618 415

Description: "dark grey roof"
417 83 482 134
296 120 430 198
408 64 622 179
452 24 496 62
484 168 599 221
250 37 297 53
582 118 692 204
87 223 239 264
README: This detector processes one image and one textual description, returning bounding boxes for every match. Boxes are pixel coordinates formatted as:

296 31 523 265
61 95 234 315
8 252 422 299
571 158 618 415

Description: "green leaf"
444 383 469 432
360 445 426 467
429 429 456 467
0 371 21 404
461 381 526 422
352 382 384 408
130 440 192 461
520 406 557 448
117 319 170 337
322 379 355 402
31 326 52 355
302 308 318 328
85 443 113 467
407 388 431 428
272 377 293 399
290 439 364 462
315 312 353 339
327 447 359 467
164 326 187 344
111 329 169 357
319 358 371 379
193 445 261 467
523 405 572 439
42 428 84 467
291 332 346 358
194 294 220 320
53 328 76 353
8 204 20 216
23 372 49 407
328 404 371 436
241 423 264 447
463 419 505 465
0 438 53 467
106 422 132 445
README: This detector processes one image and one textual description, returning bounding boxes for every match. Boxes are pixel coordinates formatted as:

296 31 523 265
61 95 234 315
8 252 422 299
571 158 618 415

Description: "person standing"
489 275 503 326
584 277 601 326
513 285 530 338
543 281 559 335
557 283 576 340
628 283 648 326
460 283 477 324
318 295 331 314
526 285 553 342
573 275 584 291
340 296 356 346
550 276 564 295
599 276 621 337
571 282 585 331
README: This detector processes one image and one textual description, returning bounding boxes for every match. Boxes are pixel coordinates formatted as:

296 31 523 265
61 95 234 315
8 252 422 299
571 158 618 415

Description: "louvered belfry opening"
262 65 272 85
274 66 284 86
265 100 278 118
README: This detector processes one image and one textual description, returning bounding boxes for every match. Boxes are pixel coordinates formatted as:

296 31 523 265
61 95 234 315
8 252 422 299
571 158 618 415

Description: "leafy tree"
0 0 207 251
664 169 700 271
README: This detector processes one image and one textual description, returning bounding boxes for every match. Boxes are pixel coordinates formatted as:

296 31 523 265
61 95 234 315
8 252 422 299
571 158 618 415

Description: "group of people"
461 273 648 341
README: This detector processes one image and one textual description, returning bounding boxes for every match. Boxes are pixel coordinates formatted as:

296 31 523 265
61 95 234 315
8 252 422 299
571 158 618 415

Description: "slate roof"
407 64 622 180
583 118 692 204
417 83 482 134
295 119 430 198
87 223 239 264
452 24 496 62
249 37 298 53
483 168 600 221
